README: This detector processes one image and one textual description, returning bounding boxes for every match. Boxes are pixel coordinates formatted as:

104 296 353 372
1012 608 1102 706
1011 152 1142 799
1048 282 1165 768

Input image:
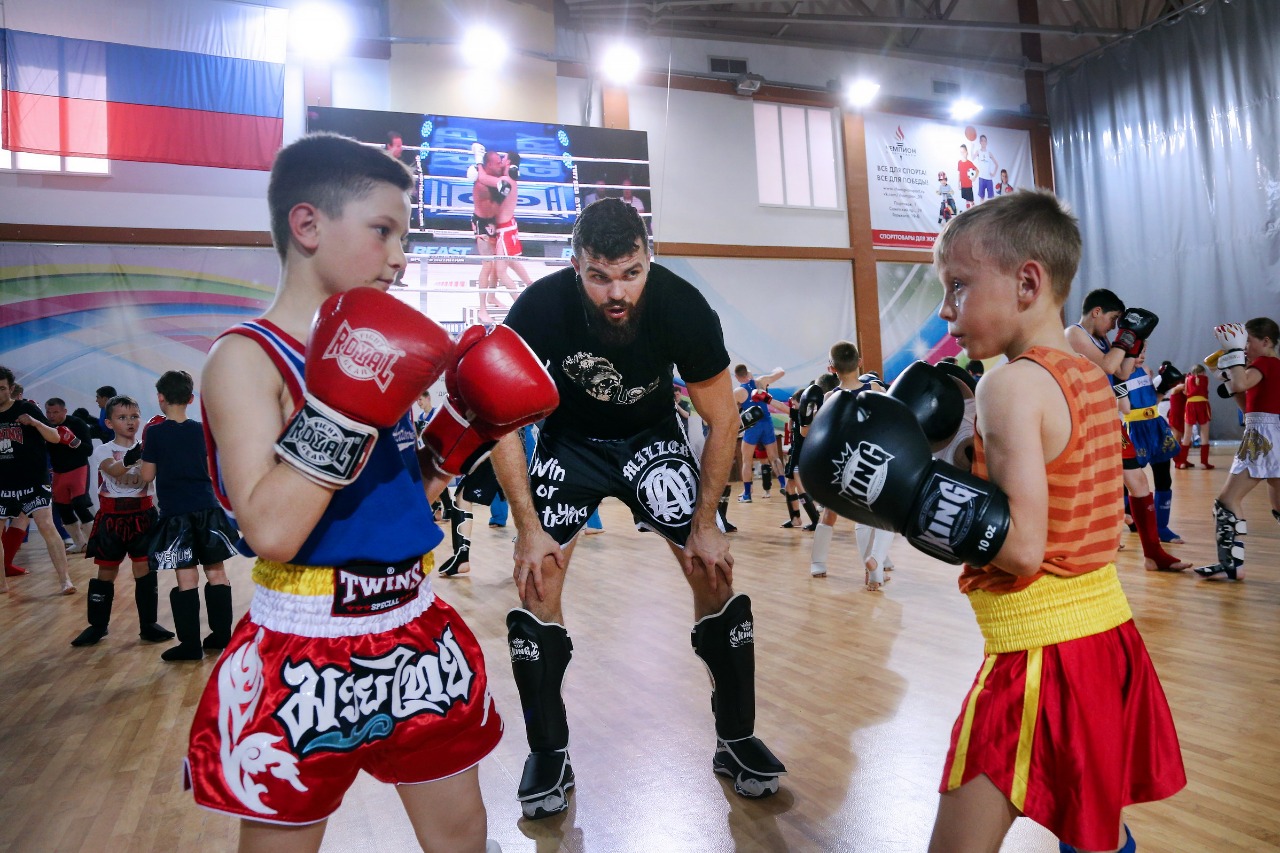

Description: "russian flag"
2 15 284 171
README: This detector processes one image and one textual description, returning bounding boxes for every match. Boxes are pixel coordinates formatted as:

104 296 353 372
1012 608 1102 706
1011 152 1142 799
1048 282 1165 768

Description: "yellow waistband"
1124 406 1159 423
253 554 434 596
966 563 1132 653
1187 396 1208 403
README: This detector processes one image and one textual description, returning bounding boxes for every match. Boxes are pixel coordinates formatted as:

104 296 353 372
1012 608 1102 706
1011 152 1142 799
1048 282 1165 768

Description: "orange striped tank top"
959 346 1123 595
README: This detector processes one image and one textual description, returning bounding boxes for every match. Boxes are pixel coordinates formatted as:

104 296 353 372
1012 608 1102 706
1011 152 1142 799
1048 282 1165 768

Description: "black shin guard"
508 609 575 817
72 578 114 646
783 492 800 526
718 486 736 532
508 609 573 751
135 573 174 642
692 594 758 740
761 464 773 493
799 492 819 525
162 587 204 661
1195 500 1245 580
203 582 233 649
692 594 785 793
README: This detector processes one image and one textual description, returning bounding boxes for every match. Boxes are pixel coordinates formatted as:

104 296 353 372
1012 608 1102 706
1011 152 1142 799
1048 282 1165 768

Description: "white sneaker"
810 563 827 578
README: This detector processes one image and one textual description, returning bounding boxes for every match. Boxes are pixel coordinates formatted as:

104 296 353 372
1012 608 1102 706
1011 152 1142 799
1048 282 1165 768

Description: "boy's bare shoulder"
202 332 285 406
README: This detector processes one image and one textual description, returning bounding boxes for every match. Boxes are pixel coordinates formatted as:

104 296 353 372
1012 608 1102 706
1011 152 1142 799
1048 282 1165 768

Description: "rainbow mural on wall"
877 260 988 380
0 244 278 419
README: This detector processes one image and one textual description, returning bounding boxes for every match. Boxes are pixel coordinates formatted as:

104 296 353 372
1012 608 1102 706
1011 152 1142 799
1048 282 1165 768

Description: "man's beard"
577 275 647 346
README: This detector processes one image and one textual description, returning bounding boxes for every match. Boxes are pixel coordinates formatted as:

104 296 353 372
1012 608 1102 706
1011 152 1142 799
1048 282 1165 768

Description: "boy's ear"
1016 259 1048 307
288 202 322 253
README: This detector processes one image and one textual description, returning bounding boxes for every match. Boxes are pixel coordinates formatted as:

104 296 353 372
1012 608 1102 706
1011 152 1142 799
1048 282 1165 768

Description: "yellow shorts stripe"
1010 647 1044 811
947 654 998 791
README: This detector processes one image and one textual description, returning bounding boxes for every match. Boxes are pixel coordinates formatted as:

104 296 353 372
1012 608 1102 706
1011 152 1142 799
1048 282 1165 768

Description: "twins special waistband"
250 555 436 638
966 563 1132 654
99 495 154 512
1124 406 1159 423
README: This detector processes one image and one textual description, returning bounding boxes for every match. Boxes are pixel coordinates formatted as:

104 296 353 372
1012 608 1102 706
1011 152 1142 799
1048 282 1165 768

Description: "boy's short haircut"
268 132 413 262
1245 316 1280 347
934 189 1083 304
45 397 66 408
733 364 750 379
1081 288 1126 315
1190 363 1207 375
155 370 195 405
105 395 140 419
815 373 840 393
0 366 13 386
829 340 861 375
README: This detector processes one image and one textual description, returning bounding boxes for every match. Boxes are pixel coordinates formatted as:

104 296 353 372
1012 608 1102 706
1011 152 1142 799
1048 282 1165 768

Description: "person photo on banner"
937 170 959 224
972 133 1000 201
996 168 1014 196
957 144 978 210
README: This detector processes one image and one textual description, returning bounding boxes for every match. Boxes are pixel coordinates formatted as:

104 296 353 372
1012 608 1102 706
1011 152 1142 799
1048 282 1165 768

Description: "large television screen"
307 107 651 331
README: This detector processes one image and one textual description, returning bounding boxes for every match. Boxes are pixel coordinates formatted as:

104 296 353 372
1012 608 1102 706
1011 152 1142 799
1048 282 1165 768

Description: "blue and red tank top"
202 319 442 565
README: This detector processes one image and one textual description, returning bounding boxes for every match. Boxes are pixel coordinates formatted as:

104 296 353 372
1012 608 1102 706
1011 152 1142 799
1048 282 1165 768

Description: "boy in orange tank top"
929 191 1185 852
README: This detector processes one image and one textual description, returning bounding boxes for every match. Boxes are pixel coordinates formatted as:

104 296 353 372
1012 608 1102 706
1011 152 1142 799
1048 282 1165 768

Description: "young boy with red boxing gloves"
185 133 556 853
801 190 1184 852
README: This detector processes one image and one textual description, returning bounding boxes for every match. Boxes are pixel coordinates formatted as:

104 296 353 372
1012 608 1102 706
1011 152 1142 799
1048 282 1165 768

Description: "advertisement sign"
863 112 1033 249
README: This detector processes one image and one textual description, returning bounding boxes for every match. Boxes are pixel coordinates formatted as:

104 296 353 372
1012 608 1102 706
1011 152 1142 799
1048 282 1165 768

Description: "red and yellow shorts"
494 220 522 257
941 566 1186 851
185 555 502 825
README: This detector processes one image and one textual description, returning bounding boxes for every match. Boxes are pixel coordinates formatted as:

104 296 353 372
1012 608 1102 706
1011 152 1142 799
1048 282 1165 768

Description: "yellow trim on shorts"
947 654 998 791
967 563 1131 654
1186 396 1208 403
1010 647 1043 811
252 554 435 596
1123 405 1159 423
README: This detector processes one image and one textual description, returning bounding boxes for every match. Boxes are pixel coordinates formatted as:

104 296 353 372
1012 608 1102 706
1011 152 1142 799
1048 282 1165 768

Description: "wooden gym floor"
1 463 1277 852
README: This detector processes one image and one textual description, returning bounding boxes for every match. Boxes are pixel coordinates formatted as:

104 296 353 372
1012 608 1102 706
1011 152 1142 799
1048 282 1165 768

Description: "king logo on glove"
321 321 405 393
833 441 895 508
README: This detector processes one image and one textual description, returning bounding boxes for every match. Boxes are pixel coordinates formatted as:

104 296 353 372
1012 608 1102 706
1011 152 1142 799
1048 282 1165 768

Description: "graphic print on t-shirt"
562 351 661 405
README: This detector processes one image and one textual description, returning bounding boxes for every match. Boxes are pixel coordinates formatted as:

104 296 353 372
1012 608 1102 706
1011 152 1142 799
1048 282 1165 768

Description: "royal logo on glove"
832 441 894 507
321 321 405 392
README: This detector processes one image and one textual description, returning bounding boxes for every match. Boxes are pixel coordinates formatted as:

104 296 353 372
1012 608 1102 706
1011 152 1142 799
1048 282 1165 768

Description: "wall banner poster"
863 112 1033 249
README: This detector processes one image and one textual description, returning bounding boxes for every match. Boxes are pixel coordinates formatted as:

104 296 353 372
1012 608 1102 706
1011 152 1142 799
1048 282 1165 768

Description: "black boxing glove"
798 390 1010 565
739 405 765 436
122 442 143 467
797 383 825 429
1111 308 1159 357
507 164 520 181
1154 363 1185 396
887 361 966 444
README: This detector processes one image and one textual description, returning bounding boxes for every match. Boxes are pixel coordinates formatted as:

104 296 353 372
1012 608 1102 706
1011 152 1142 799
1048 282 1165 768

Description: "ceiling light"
846 79 881 108
291 3 350 60
950 98 983 121
462 26 506 67
601 44 641 85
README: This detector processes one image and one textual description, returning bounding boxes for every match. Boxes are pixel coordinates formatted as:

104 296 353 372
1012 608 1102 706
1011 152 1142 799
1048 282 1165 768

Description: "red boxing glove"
276 288 455 488
750 389 772 404
56 425 81 448
420 325 558 477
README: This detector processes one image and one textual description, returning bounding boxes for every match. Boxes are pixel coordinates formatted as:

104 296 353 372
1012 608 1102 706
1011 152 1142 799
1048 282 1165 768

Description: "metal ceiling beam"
579 21 1049 72
566 8 1127 38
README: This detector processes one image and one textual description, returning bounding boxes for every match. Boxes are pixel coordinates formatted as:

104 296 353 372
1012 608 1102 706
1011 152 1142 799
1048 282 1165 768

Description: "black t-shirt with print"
0 400 53 486
503 263 730 440
47 415 94 473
